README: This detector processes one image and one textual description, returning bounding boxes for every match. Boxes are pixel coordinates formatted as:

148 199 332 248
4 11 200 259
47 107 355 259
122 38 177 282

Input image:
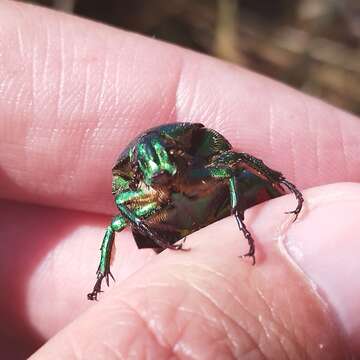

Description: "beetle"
87 122 303 300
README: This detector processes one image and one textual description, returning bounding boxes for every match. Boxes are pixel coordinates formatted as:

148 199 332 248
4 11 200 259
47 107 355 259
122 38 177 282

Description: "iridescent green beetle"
88 123 303 300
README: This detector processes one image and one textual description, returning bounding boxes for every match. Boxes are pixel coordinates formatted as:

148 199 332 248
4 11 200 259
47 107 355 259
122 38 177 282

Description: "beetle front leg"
87 215 126 301
115 191 186 251
229 177 256 265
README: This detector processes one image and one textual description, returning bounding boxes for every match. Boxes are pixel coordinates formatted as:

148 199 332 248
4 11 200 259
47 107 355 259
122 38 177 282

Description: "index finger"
0 1 359 214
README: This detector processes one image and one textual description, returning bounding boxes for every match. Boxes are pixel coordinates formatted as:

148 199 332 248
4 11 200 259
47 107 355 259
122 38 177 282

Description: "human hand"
1 1 360 358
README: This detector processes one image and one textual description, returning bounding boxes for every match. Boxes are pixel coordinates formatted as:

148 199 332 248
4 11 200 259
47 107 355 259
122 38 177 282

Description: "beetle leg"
280 179 304 221
236 153 304 221
186 165 257 263
123 208 185 251
88 196 179 301
229 177 256 265
115 191 186 251
203 151 303 222
87 215 127 301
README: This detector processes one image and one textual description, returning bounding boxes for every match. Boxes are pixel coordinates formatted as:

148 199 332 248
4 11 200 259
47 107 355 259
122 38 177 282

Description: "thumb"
30 183 359 359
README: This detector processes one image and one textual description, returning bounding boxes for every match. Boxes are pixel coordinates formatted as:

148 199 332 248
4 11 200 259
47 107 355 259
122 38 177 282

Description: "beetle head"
132 136 177 186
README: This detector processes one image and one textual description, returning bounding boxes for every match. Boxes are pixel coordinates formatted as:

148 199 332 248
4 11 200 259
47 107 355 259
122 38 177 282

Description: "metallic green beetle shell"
112 123 284 250
87 122 303 300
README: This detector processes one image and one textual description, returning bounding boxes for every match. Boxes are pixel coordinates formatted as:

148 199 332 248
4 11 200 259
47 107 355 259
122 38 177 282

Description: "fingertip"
282 182 360 354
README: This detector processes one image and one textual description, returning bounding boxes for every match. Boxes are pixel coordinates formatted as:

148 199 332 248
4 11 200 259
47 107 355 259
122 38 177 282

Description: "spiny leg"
229 177 256 265
281 179 304 221
186 163 257 263
152 237 187 254
87 215 126 301
236 152 304 219
115 190 185 251
88 194 181 301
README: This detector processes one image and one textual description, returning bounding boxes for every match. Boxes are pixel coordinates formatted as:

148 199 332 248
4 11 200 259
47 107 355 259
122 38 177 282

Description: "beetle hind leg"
229 177 256 265
280 178 304 221
237 153 304 222
233 208 255 265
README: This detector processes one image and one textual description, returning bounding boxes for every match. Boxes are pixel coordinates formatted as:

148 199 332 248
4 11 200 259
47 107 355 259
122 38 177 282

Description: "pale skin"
1 1 360 358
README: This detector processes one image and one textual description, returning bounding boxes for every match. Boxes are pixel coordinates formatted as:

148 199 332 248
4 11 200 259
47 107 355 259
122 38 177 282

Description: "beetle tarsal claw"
169 237 188 251
239 252 256 266
285 208 302 222
175 243 191 251
87 277 105 301
105 271 115 287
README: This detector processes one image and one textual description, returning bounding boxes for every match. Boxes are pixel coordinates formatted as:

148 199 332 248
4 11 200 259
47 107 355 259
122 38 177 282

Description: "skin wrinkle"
176 305 219 327
134 283 193 354
97 38 111 123
218 318 244 359
174 264 263 330
337 109 349 179
189 281 265 359
13 24 27 132
170 54 184 120
268 104 275 159
210 86 225 132
160 286 242 359
67 330 82 360
81 299 172 359
80 49 91 125
153 63 173 123
113 51 122 113
220 278 301 358
168 272 266 359
301 97 318 188
67 33 119 194
101 341 125 360
128 259 309 358
55 18 65 124
255 289 303 359
170 284 239 359
168 261 282 350
173 303 241 360
13 2 25 57
178 62 202 124
42 17 50 87
254 287 291 356
120 269 260 359
171 311 217 360
289 118 297 183
279 288 304 359
114 297 174 357
313 117 321 181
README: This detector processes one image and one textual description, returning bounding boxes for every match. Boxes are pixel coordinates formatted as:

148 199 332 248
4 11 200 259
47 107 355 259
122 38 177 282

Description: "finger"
0 199 157 358
0 1 359 214
30 182 360 359
3 183 359 357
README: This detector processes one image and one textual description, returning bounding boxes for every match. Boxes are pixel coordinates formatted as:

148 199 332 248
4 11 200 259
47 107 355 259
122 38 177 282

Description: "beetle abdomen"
133 171 284 250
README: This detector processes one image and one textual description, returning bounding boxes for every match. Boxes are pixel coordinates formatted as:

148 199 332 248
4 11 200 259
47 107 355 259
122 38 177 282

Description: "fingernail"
283 184 360 354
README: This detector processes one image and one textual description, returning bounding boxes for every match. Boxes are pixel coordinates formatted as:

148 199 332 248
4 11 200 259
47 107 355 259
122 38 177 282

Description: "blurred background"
22 0 360 115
